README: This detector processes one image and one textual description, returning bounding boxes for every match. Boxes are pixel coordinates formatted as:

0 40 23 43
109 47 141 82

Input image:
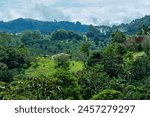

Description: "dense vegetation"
0 16 150 100
0 18 88 34
1 15 150 35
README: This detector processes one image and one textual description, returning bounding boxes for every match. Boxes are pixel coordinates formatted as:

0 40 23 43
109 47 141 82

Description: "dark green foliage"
102 43 126 77
142 36 150 55
0 18 89 34
78 64 109 99
123 85 146 100
19 30 86 56
80 43 90 57
0 62 12 82
0 18 150 100
103 54 123 77
129 56 150 80
51 29 68 40
0 44 32 82
1 77 56 100
111 30 126 43
1 69 82 100
52 69 82 99
87 52 103 66
32 30 42 40
92 89 123 100
0 47 31 69
51 29 82 41
103 43 126 56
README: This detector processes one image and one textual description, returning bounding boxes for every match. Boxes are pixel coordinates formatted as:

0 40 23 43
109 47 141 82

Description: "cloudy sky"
0 0 150 25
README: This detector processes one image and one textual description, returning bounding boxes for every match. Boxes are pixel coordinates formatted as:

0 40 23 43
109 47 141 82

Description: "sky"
0 0 150 25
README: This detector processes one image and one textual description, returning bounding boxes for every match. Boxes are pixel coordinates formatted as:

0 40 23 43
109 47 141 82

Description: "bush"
92 89 123 100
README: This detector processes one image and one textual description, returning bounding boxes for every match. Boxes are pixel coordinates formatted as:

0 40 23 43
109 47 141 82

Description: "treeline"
0 25 150 100
0 18 88 34
1 15 150 35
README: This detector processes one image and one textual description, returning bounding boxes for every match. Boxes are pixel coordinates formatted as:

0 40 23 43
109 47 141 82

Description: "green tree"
123 85 145 100
0 62 12 82
137 25 150 35
92 89 123 100
111 30 126 43
53 53 70 69
32 30 42 40
103 43 126 77
1 77 56 100
103 43 126 56
129 56 150 80
21 30 33 45
78 64 109 99
51 29 68 40
52 69 82 99
0 32 12 47
80 43 90 57
87 52 103 66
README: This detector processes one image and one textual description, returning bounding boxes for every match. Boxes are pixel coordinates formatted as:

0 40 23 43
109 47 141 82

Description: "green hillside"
0 16 150 100
25 57 84 77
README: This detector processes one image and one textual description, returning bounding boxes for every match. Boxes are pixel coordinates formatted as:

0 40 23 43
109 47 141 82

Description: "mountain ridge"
0 15 150 34
0 18 89 34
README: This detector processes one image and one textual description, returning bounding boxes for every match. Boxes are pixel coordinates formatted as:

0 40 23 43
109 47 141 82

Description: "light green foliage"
132 52 146 60
25 57 56 77
25 57 84 77
69 61 84 72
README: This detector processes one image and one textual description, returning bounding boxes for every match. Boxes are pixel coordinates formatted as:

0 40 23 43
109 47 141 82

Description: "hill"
112 15 150 34
0 15 150 34
89 15 150 37
0 18 89 34
25 57 84 77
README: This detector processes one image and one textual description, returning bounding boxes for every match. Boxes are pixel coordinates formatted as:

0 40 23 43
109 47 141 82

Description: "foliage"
111 30 126 43
25 57 84 78
0 18 150 100
0 18 89 33
92 89 123 100
78 64 109 99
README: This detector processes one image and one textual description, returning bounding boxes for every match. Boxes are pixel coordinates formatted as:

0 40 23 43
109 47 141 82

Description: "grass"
25 57 56 77
25 57 84 77
69 61 84 72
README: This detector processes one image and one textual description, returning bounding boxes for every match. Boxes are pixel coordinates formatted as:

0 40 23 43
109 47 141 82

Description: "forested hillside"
0 16 150 100
1 15 150 35
0 18 89 34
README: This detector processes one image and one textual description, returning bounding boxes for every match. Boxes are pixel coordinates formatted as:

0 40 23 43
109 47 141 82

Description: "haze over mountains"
0 15 150 34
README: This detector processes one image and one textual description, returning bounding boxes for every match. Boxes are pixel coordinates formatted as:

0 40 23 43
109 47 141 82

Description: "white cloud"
0 0 150 25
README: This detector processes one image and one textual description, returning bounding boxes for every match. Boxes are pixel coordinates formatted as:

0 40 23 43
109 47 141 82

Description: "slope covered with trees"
0 18 89 34
0 16 150 100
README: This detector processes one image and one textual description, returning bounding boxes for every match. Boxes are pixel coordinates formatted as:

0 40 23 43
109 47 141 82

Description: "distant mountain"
0 18 89 34
112 15 150 34
0 15 150 34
